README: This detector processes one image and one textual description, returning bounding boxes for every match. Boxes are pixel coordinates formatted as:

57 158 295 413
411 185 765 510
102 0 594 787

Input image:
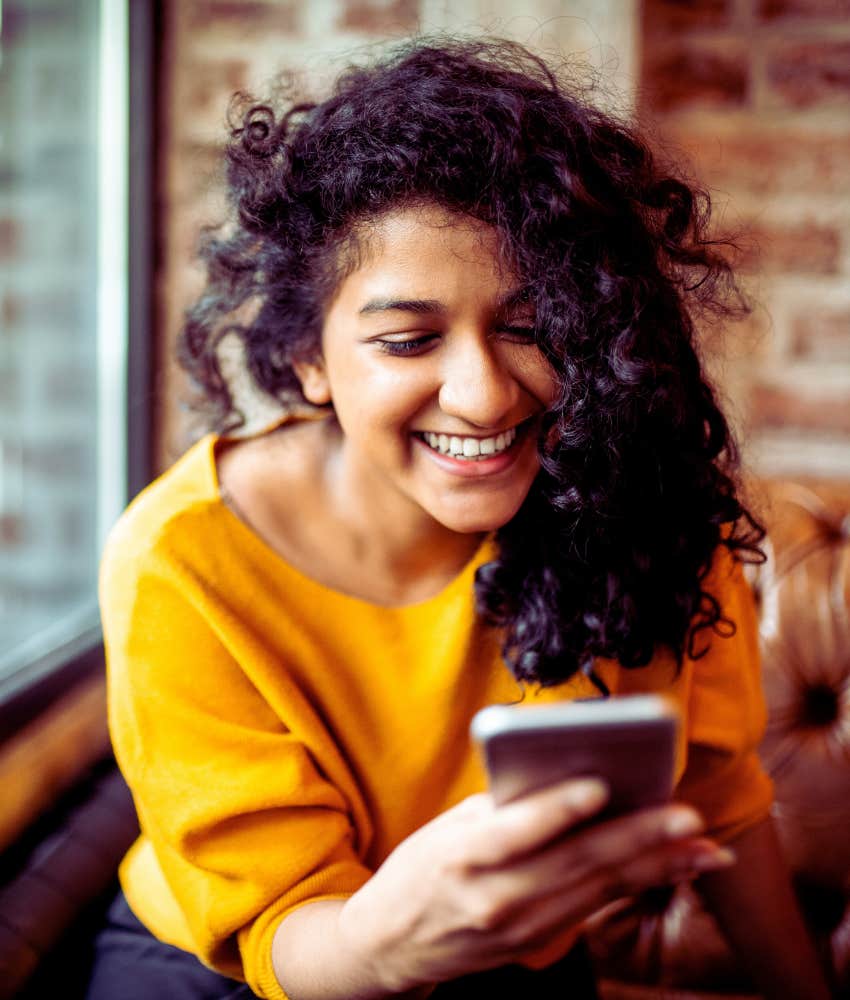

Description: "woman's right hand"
336 778 734 994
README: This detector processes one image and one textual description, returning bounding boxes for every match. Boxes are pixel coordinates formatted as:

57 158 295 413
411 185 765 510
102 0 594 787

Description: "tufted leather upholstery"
587 480 850 999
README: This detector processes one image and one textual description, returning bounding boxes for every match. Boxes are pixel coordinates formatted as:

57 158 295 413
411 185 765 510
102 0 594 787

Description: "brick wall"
156 0 638 465
159 0 850 484
0 2 100 656
641 0 850 480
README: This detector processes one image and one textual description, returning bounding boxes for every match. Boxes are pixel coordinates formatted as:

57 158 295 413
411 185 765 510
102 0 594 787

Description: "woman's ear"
293 357 332 406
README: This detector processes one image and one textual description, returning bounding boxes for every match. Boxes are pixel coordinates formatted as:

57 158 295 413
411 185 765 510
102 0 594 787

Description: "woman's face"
295 203 557 537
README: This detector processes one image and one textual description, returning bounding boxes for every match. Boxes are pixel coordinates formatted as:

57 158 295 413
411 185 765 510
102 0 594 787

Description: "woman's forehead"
341 202 522 292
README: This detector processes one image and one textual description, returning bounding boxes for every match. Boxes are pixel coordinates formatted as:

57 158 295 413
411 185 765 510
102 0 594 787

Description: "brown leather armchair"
587 481 850 999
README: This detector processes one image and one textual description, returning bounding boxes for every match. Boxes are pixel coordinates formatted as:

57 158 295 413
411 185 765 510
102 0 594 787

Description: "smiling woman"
288 204 555 546
88 37 829 1000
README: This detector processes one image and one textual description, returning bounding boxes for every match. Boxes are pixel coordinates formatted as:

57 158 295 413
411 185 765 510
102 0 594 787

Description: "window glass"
0 0 127 694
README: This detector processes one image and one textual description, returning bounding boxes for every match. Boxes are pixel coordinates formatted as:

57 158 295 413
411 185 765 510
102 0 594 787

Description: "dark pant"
85 893 254 1000
86 891 598 999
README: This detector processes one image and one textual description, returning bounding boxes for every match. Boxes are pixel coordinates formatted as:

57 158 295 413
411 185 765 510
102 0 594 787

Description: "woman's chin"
433 502 524 536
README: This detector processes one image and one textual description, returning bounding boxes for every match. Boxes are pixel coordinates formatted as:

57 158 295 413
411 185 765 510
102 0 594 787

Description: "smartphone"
470 694 680 813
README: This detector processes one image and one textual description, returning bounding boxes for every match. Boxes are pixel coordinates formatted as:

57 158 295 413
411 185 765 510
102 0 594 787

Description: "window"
0 0 151 713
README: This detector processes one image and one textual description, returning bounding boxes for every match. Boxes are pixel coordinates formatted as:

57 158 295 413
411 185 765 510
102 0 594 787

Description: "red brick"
0 5 73 43
0 288 83 333
182 59 249 120
0 219 20 260
644 0 731 32
0 514 24 547
791 309 850 361
760 0 850 19
732 220 841 275
642 43 749 112
767 40 850 108
1 294 20 328
186 1 297 32
337 0 420 33
708 303 774 359
665 127 850 197
749 381 850 434
171 143 226 206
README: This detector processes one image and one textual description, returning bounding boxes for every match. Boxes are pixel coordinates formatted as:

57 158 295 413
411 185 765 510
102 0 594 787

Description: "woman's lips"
412 419 532 478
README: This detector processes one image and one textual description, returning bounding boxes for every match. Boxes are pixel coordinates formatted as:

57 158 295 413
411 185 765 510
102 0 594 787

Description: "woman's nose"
437 339 520 429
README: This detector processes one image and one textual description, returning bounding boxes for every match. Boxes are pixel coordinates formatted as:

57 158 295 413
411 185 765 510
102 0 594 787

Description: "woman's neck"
320 426 488 604
217 418 489 607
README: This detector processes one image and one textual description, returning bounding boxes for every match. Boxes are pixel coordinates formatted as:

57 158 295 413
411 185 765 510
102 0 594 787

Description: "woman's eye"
498 325 537 343
375 335 437 356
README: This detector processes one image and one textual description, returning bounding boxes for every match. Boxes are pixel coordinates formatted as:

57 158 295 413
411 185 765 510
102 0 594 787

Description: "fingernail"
665 811 704 837
693 847 736 871
569 778 609 809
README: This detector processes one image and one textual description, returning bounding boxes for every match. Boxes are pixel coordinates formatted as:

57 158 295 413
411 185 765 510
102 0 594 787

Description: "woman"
89 38 829 1000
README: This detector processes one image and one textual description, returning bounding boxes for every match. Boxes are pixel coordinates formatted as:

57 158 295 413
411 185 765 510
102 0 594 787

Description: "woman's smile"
415 423 519 460
294 203 557 537
411 417 535 479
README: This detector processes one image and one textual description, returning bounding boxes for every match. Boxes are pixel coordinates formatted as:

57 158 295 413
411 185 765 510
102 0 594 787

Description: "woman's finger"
454 778 611 868
555 802 705 880
465 826 731 937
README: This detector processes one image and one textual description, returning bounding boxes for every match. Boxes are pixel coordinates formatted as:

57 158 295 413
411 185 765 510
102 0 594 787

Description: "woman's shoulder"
217 416 324 510
100 414 340 615
103 432 223 569
105 414 325 569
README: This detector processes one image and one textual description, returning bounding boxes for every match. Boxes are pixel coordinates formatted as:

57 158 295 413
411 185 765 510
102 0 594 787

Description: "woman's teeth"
420 427 518 459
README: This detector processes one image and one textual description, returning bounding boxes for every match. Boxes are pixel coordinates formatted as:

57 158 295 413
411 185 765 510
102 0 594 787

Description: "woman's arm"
696 816 831 1000
271 778 734 999
271 899 429 1000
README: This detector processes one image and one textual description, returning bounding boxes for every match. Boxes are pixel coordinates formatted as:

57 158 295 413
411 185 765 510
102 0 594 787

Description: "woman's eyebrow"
359 298 445 316
359 289 533 317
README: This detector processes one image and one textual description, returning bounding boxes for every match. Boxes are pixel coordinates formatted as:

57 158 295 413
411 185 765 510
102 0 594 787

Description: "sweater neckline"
198 425 497 614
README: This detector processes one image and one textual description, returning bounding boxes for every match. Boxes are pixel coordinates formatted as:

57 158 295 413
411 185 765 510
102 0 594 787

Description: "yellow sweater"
101 429 773 1000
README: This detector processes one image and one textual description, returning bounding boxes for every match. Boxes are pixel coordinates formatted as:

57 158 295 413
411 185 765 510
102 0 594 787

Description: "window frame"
0 0 155 739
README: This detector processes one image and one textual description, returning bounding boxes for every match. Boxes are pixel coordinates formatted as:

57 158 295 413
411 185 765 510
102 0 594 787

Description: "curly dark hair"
179 37 764 692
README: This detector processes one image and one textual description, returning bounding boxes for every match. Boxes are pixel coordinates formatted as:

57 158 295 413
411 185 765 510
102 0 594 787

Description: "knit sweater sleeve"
101 521 373 1000
673 544 775 843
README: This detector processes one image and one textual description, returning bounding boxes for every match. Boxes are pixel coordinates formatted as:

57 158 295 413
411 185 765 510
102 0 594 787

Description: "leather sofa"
588 480 850 999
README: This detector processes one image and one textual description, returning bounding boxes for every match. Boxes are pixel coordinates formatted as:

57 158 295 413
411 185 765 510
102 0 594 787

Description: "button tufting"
799 683 841 728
